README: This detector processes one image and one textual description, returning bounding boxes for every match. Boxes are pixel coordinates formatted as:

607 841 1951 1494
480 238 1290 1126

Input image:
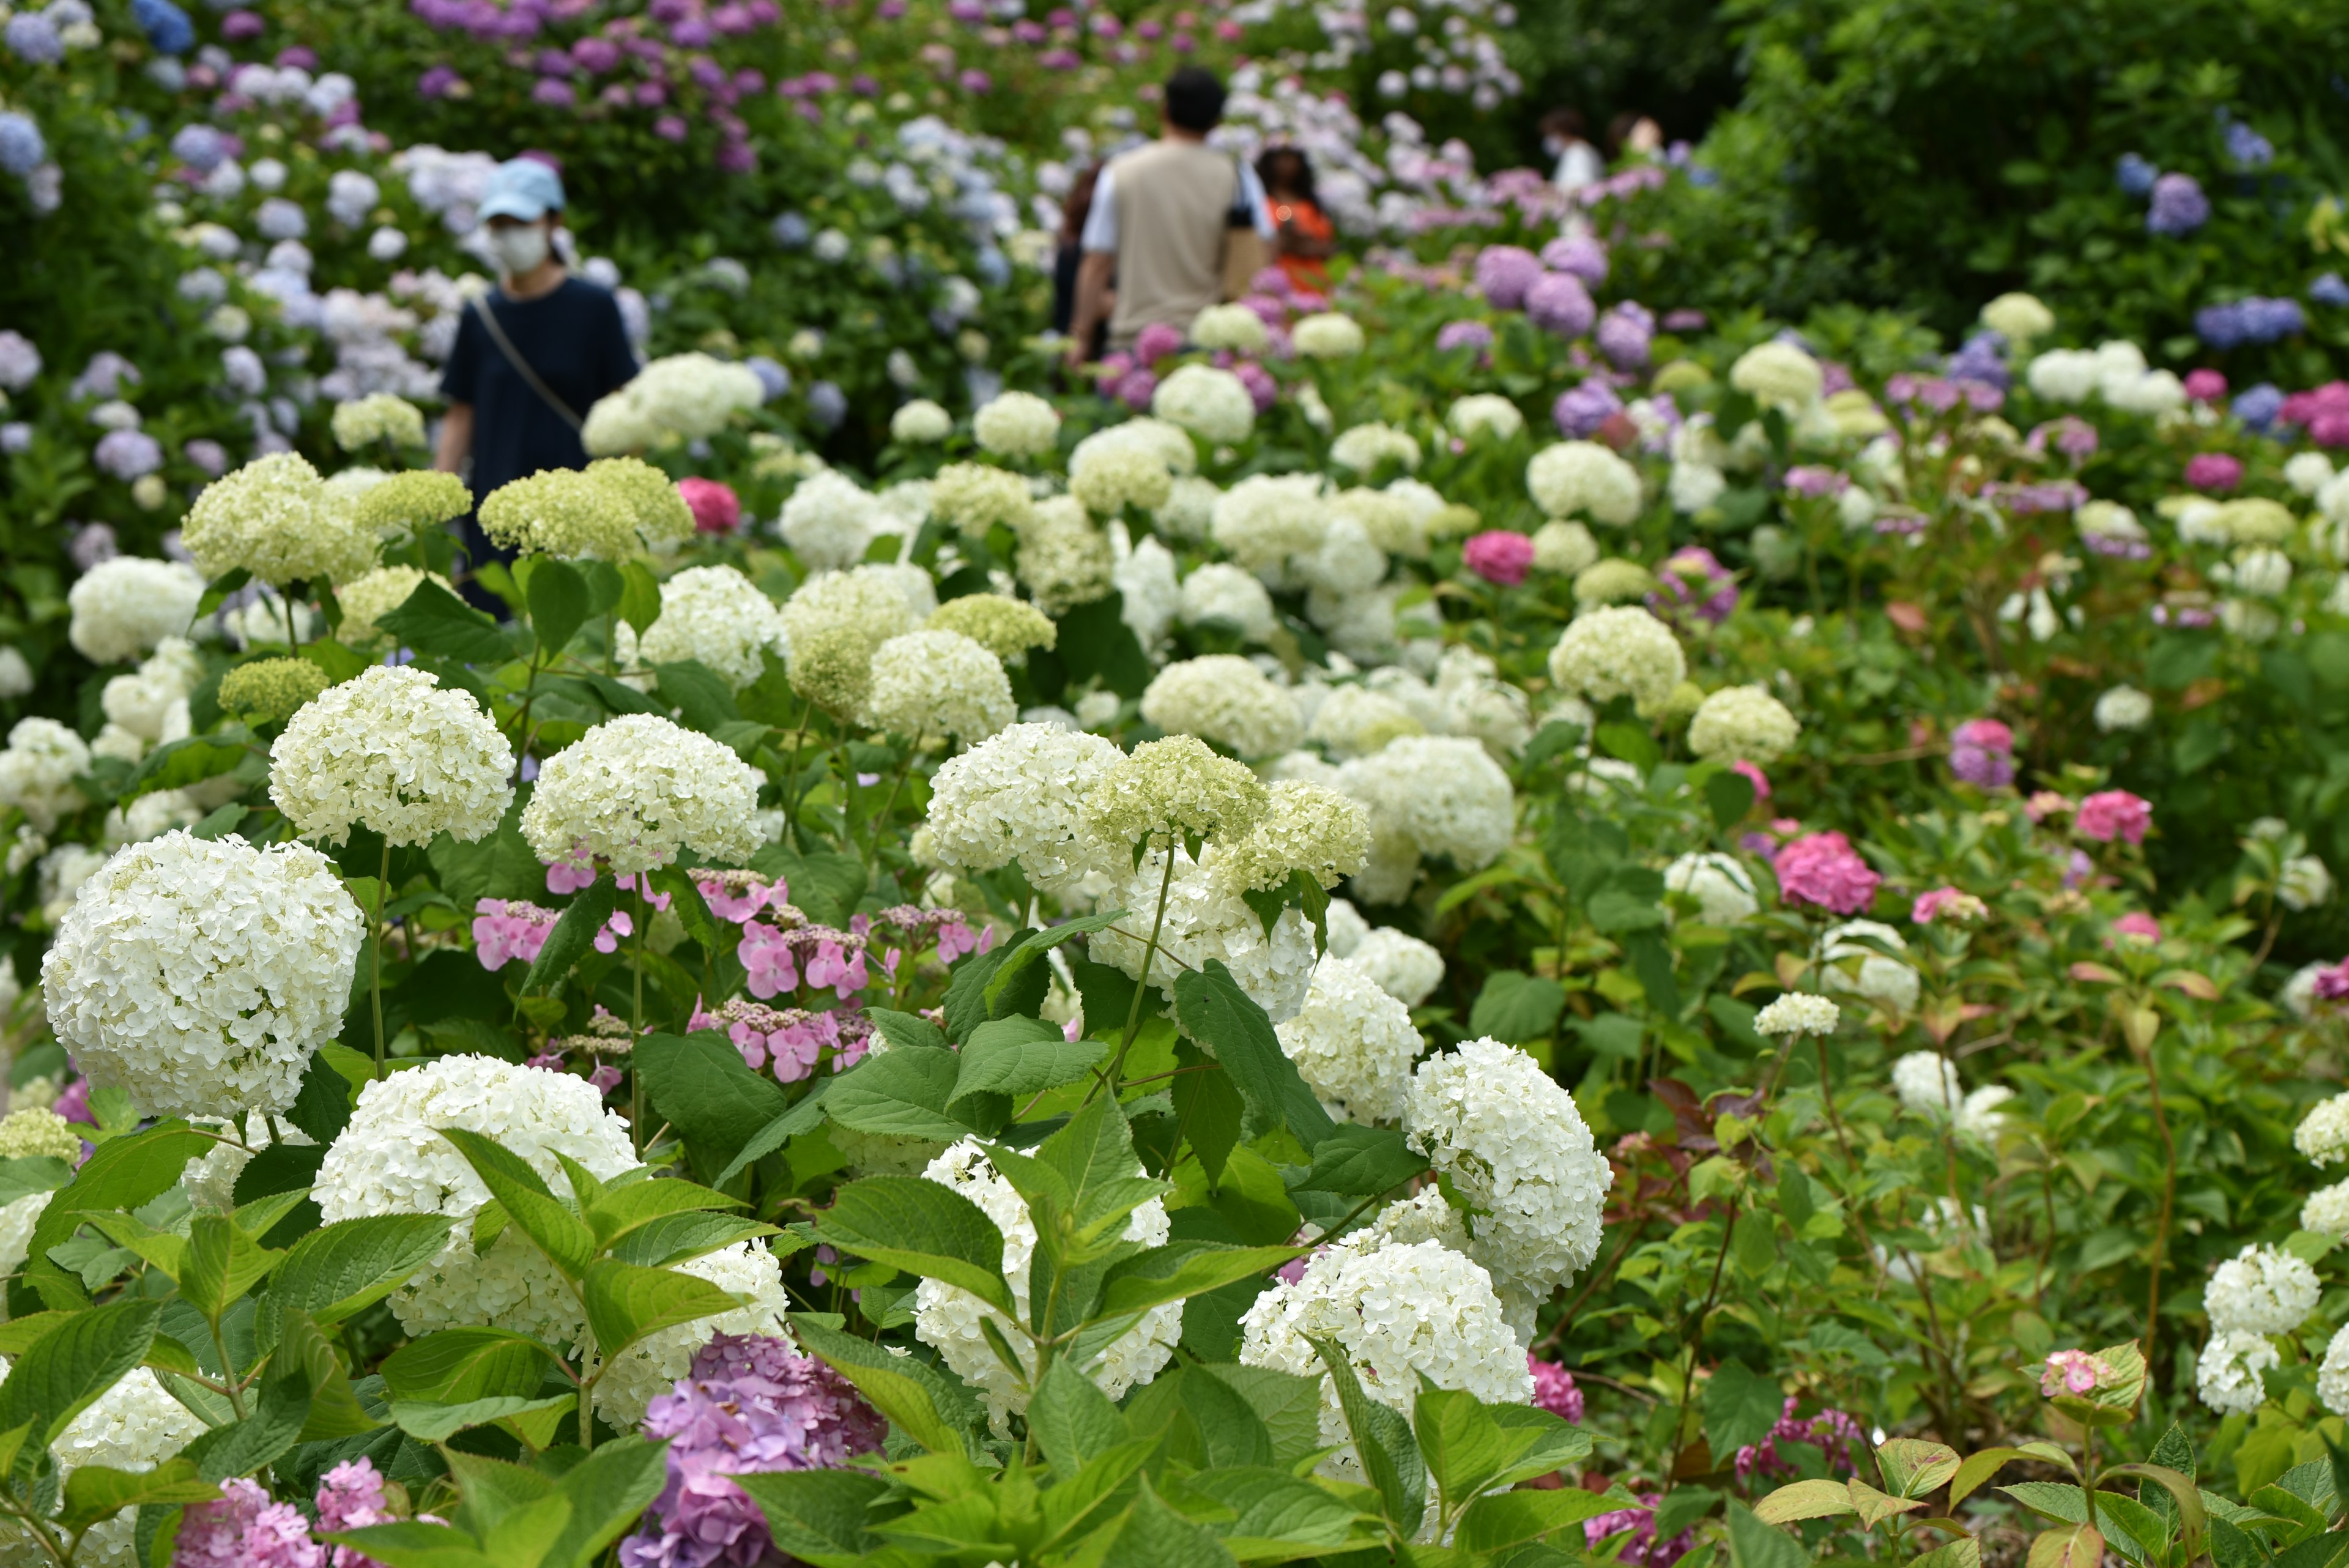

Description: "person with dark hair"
1258 145 1334 292
1606 110 1664 162
1066 66 1275 364
1051 159 1108 349
1541 106 1602 191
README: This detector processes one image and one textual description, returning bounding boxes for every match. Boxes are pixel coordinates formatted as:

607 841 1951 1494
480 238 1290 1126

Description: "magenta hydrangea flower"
1528 1355 1584 1423
1463 530 1535 587
1233 360 1277 412
1525 272 1595 338
677 477 741 533
1912 886 1984 924
2183 368 2228 403
174 1477 324 1568
1134 321 1184 366
472 898 560 970
1584 1494 1694 1568
2040 1348 2110 1397
2183 451 2242 491
2076 789 2151 844
1473 245 1543 310
1773 831 1882 915
1735 1396 1866 1481
1112 368 1157 411
1948 717 2016 788
1647 546 1739 625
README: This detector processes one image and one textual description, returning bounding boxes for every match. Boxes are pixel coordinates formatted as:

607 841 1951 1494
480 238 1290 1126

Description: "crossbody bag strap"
467 292 582 431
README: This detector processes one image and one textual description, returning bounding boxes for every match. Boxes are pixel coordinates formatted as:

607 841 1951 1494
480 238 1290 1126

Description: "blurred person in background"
1608 110 1665 162
1258 145 1335 293
1543 107 1603 191
1052 159 1110 357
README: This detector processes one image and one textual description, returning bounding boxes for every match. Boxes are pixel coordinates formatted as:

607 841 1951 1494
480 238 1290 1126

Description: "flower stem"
631 879 648 1156
371 839 390 1077
1097 841 1179 1099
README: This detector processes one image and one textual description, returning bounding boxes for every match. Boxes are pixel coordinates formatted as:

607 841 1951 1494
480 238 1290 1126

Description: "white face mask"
486 224 551 277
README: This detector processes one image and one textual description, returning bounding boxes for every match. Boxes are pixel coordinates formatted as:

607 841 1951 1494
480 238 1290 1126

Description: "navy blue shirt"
440 276 639 507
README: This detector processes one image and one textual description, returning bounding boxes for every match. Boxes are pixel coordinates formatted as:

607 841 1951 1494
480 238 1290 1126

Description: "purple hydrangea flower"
2197 296 2304 349
2234 382 2284 430
0 330 40 392
1435 319 1493 355
94 429 163 481
1524 272 1595 337
0 114 42 178
806 381 846 429
1472 244 1543 310
1946 330 2009 388
1595 301 1653 370
1552 377 1620 437
2147 173 2210 237
1949 717 2016 789
2314 273 2349 308
69 522 117 571
2115 152 2157 195
1539 234 1608 286
2225 121 2274 170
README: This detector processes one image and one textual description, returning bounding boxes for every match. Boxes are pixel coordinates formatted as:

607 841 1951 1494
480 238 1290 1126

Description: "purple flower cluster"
1435 319 1493 355
174 1478 323 1568
1595 302 1653 371
2195 296 2304 349
1472 245 1543 310
1649 546 1739 625
94 429 163 481
1584 1494 1695 1568
1945 330 2009 389
620 1334 886 1568
1984 478 2088 515
1949 718 2016 789
1552 377 1621 438
1539 234 1609 286
1734 1396 1866 1481
1885 373 2002 415
2146 173 2210 237
1525 272 1595 338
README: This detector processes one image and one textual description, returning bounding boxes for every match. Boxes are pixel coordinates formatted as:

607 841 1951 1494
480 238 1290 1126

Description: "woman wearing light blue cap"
433 156 639 592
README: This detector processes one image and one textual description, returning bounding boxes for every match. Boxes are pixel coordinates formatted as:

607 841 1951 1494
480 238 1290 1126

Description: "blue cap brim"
478 193 552 221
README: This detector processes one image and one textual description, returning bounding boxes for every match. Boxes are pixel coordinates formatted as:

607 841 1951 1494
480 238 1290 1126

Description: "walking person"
434 157 639 588
1065 66 1277 363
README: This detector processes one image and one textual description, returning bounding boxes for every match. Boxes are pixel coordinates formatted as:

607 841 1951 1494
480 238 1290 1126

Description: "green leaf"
1174 961 1335 1150
1113 1476 1239 1568
59 1458 220 1531
179 1215 281 1321
751 844 867 931
710 1087 831 1189
1704 768 1757 829
0 1157 72 1207
732 1470 893 1562
1724 1499 1812 1568
1468 971 1567 1044
1454 1488 1622 1553
606 1211 777 1268
182 1367 311 1481
1181 1466 1362 1556
791 1315 970 1456
823 1047 972 1142
1284 1124 1429 1199
437 1129 596 1279
617 561 663 639
981 913 1126 1017
1031 1356 1128 1477
1098 1241 1295 1318
389 1395 573 1443
1752 1478 1861 1524
254 1214 455 1350
583 1176 743 1250
1179 1370 1274 1469
325 1522 501 1568
378 579 518 665
941 942 1046 1044
122 735 248 802
1703 1360 1783 1458
275 1307 383 1442
865 1008 949 1052
655 661 740 733
953 1018 1105 1106
645 865 721 956
1877 1438 1964 1498
1621 929 1680 1015
809 1176 1015 1316
525 557 590 658
0 1298 161 1466
546 1436 673 1568
520 875 619 999
1168 1045 1242 1186
1306 1335 1423 1533
581 1258 744 1361
380 1327 560 1403
1190 1365 1326 1468
634 1031 792 1183
1055 594 1153 699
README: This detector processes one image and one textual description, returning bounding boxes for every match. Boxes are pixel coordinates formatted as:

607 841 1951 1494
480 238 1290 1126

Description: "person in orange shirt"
1258 146 1334 292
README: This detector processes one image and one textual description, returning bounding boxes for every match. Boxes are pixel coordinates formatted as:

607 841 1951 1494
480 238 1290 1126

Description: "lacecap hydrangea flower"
1546 605 1686 712
864 629 1014 742
522 714 763 875
1687 685 1800 765
1527 440 1642 526
1140 655 1302 759
316 1054 637 1345
269 665 514 848
66 555 204 664
42 831 364 1119
914 1139 1181 1431
971 389 1061 458
618 565 785 689
184 452 379 588
1278 953 1427 1124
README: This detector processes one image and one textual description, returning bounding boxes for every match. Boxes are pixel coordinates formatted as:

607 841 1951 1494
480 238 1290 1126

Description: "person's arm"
1066 252 1115 370
435 403 473 473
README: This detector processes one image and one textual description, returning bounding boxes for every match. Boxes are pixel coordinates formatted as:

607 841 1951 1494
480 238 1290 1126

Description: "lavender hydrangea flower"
94 429 163 480
2115 153 2158 196
171 122 229 173
1946 330 2009 388
0 331 39 392
1595 302 1653 370
1552 377 1621 438
2225 121 2274 170
1949 718 2016 789
1540 234 1608 286
618 1334 885 1568
807 381 846 430
1435 319 1493 355
4 13 63 64
1472 245 1542 310
0 114 45 178
2233 382 2283 431
1524 272 1595 338
2147 173 2210 237
2315 273 2349 308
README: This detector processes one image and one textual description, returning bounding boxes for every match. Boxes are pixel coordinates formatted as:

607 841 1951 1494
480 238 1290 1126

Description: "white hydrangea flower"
1348 926 1443 1006
1179 562 1277 642
2093 685 2153 732
2303 1179 2349 1237
1190 303 1271 354
1330 422 1422 475
2205 1243 2321 1336
314 1055 637 1346
2197 1329 2279 1416
581 352 762 455
2280 856 2334 912
1955 1086 2015 1142
781 563 932 652
1323 896 1370 957
37 844 108 924
929 462 1036 538
866 629 1014 743
94 639 201 760
1309 686 1425 761
1113 531 1182 653
1729 341 1825 410
613 564 788 691
1209 781 1370 897
1337 735 1515 886
1405 1038 1611 1296
338 565 454 645
590 1240 795 1429
1527 440 1642 526
1890 1050 1962 1116
890 399 953 444
1278 953 1427 1124
1821 919 1921 1014
1754 992 1839 1037
1531 519 1598 576
2285 961 2332 1022
1156 474 1223 542
1546 606 1686 711
2321 1324 2349 1416
1449 395 1525 442
2296 1093 2349 1166
43 831 363 1120
0 719 91 833
66 557 204 664
331 393 426 450
1153 364 1256 445
914 1139 1180 1432
971 390 1063 458
1093 845 1319 1022
270 665 514 849
1687 685 1800 766
1212 473 1327 574
1141 655 1304 759
521 714 763 875
0 1362 208 1567
1015 497 1115 613
0 1191 50 1280
1665 852 1759 926
1293 313 1367 359
183 451 378 588
924 722 1122 894
779 470 879 572
1669 461 1727 515
1239 1237 1531 1475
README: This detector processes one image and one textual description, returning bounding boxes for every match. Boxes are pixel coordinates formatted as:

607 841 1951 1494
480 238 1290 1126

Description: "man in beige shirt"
1066 67 1276 364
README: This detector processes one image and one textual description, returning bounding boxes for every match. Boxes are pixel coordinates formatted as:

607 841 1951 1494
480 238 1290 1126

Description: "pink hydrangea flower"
677 477 742 534
1735 1396 1866 1481
1912 886 1986 924
1463 530 1535 585
1949 716 2017 789
2076 789 2152 844
2183 369 2228 403
2112 911 2161 943
315 1457 396 1568
1732 760 1770 801
174 1477 324 1568
2184 451 2243 492
1773 831 1882 915
1529 1355 1584 1424
740 924 801 997
2040 1348 2109 1397
473 899 560 970
1134 321 1184 366
546 860 597 894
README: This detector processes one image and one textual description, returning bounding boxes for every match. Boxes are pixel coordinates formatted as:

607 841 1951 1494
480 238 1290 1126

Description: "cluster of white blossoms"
316 1055 639 1346
1308 685 1423 760
581 352 763 455
1209 780 1369 897
42 831 363 1119
1179 562 1278 642
914 1139 1182 1430
617 564 788 690
1754 991 1839 1037
1140 655 1302 759
1239 1236 1531 1474
521 713 763 875
971 389 1063 459
479 458 694 560
184 451 379 587
269 665 514 848
1687 685 1801 765
180 1115 311 1213
1277 952 1427 1124
589 1239 795 1429
1729 340 1826 411
2295 1092 2349 1165
1085 733 1268 852
2092 686 2153 732
1665 852 1760 926
2304 1179 2349 1238
1547 604 1687 712
1292 311 1367 359
1191 302 1271 354
1886 1048 2012 1138
2202 1330 2284 1418
1405 1038 1612 1331
1821 919 1921 1014
1330 422 1422 475
66 555 204 664
930 461 1036 537
2197 1241 2321 1416
781 562 932 649
0 718 90 832
337 565 452 645
1335 736 1515 904
91 638 202 764
1449 394 1526 443
924 723 1123 894
331 392 427 450
1093 845 1321 1021
1014 499 1115 613
779 470 880 571
1328 908 1446 1007
866 629 1015 742
1069 428 1179 516
889 398 954 445
1212 472 1327 575
0 1361 210 1566
1152 363 1255 445
1527 440 1642 526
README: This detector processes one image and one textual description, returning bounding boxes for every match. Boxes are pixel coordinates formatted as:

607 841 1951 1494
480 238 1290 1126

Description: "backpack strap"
467 291 582 431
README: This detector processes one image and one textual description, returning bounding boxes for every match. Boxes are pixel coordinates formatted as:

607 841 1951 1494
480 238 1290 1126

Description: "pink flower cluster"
1463 530 1535 586
1649 546 1738 625
2076 789 2151 845
1734 1396 1866 1481
688 997 875 1081
1948 716 2016 789
173 1458 401 1568
2282 383 2349 447
1912 886 1986 925
2184 451 2243 492
2111 911 2161 944
1529 1354 1584 1424
2039 1348 2110 1397
1584 1493 1695 1568
472 898 560 970
677 477 741 533
1773 831 1881 915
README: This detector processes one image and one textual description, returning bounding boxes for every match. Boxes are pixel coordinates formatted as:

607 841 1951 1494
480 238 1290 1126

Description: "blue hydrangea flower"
170 123 228 173
0 113 44 178
2234 382 2284 431
2312 272 2349 308
744 355 789 401
768 211 809 248
2147 173 2210 236
131 0 193 53
2115 152 2158 195
806 379 847 430
3 13 63 64
2224 121 2274 170
1948 330 2011 388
